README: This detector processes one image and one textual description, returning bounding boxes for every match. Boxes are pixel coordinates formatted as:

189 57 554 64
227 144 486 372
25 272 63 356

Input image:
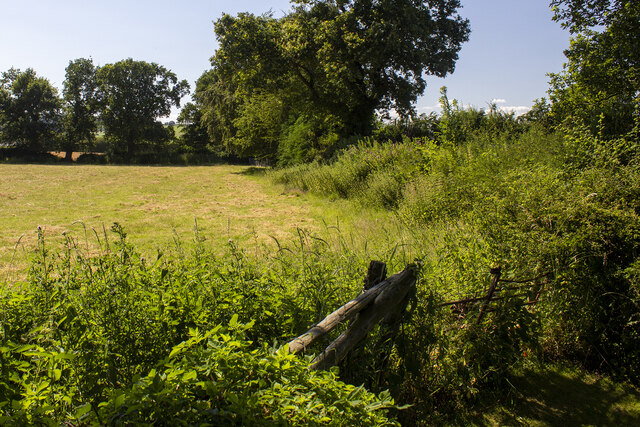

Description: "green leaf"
229 313 239 327
183 370 198 381
114 393 126 408
74 403 92 419
169 345 184 359
54 352 76 360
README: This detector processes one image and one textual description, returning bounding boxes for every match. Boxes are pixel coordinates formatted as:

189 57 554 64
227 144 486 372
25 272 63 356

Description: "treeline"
2 0 637 169
1 0 472 166
0 58 216 164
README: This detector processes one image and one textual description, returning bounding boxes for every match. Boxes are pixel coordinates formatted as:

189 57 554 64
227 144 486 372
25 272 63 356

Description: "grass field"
0 163 404 281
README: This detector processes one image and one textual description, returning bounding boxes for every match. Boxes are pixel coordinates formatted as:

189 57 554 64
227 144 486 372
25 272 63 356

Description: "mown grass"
0 163 407 281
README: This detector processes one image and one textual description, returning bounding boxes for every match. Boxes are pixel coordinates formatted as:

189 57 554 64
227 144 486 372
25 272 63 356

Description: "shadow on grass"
482 367 640 426
233 166 268 176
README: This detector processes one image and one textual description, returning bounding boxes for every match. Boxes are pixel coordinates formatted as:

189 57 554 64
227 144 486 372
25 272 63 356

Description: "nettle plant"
0 224 401 425
94 320 399 425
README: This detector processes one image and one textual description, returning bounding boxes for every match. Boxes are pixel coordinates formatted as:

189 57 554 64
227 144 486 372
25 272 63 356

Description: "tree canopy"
177 102 211 153
550 0 629 32
197 0 470 164
61 58 100 160
0 68 61 152
96 59 189 157
547 0 639 137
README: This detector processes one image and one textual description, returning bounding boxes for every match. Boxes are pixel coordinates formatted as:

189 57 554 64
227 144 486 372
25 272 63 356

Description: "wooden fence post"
476 266 501 324
287 263 418 371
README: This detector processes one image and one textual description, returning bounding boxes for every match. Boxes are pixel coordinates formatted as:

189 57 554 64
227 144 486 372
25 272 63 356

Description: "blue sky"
0 0 570 119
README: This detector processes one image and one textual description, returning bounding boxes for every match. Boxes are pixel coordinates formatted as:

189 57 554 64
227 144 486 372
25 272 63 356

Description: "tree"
199 0 470 163
177 102 211 153
61 58 99 161
0 68 61 152
547 1 639 137
550 0 628 32
96 59 189 157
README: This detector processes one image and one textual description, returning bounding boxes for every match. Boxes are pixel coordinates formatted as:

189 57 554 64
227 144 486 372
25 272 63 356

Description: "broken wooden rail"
287 262 546 371
439 267 548 321
287 262 418 370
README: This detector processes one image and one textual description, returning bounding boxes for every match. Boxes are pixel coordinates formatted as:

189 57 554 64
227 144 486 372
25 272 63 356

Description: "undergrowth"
1 217 547 425
272 121 640 392
2 111 639 424
1 225 404 425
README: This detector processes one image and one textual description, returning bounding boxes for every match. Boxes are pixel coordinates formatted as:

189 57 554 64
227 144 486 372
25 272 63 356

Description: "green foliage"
0 68 61 152
548 1 639 138
58 58 100 161
94 326 398 425
198 0 470 161
96 59 189 158
278 114 346 166
273 99 529 209
231 92 287 163
405 130 640 384
176 102 212 153
1 224 404 424
273 121 640 394
437 86 525 145
550 0 629 32
372 115 438 144
272 138 423 208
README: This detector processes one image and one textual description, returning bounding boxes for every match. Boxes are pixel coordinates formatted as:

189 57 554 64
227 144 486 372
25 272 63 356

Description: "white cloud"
385 101 531 119
416 104 440 114
498 105 531 116
490 98 531 116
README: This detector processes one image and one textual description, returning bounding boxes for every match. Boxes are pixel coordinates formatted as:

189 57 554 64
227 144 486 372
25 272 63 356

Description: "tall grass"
1 224 407 424
3 117 639 424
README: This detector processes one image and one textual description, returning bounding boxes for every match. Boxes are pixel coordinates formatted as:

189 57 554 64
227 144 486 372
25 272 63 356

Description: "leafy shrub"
2 224 402 424
95 322 399 425
272 120 640 392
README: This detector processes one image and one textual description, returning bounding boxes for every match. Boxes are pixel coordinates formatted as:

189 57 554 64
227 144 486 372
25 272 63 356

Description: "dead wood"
310 264 418 370
287 266 409 354
476 267 502 324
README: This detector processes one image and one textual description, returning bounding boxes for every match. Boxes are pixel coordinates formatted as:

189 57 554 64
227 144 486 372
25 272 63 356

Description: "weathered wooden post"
287 262 418 370
476 266 502 324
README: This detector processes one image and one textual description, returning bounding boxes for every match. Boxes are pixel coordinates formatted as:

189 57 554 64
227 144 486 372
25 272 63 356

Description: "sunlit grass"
0 163 406 281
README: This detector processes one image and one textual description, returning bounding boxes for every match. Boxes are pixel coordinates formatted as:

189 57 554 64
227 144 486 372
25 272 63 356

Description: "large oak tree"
198 0 470 163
